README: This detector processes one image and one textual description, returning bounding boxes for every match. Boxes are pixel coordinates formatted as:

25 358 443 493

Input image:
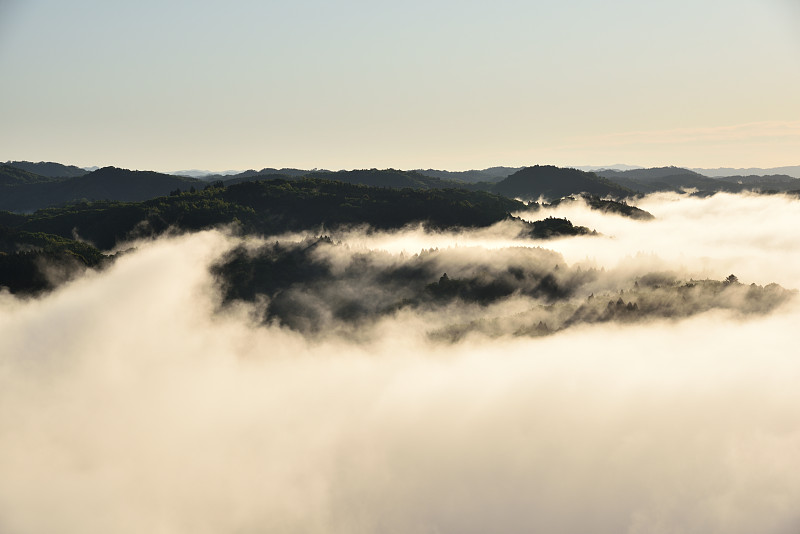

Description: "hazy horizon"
7 159 800 178
1 1 798 171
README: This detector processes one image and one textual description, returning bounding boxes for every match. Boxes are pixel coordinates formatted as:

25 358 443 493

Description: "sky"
1 0 799 172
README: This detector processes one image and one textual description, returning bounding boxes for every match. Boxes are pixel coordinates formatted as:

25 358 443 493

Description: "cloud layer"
1 193 800 533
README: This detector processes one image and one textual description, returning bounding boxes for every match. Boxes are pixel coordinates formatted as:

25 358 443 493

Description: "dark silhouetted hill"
549 194 654 220
221 168 459 190
305 169 458 189
595 167 735 193
720 174 800 192
693 166 800 179
596 166 800 194
64 167 204 200
415 166 522 183
596 166 703 181
203 168 320 181
4 178 532 251
4 160 89 178
0 225 109 294
493 166 633 201
0 167 203 212
0 165 59 185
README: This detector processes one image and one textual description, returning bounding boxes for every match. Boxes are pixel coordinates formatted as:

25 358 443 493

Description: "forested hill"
0 178 600 294
12 178 530 250
208 166 521 185
0 165 61 185
493 166 634 200
0 162 731 215
415 167 522 183
0 166 471 213
595 166 800 194
202 167 314 182
3 160 89 179
0 167 204 212
6 162 800 214
302 169 459 189
222 167 637 201
223 168 463 190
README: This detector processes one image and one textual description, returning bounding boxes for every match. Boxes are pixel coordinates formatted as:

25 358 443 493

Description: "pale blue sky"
1 0 798 171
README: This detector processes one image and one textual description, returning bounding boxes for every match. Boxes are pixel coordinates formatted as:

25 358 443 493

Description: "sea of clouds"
1 192 799 533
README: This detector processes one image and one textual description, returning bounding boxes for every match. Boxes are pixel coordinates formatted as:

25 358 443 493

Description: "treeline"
1 163 654 213
212 237 794 337
0 178 590 294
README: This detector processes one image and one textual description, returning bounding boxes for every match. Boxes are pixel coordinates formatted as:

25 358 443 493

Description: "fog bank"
1 194 800 533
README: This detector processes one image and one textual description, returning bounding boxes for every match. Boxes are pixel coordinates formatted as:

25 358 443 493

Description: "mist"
2 193 800 533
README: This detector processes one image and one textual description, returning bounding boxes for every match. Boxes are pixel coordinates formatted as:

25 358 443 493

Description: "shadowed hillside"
222 168 460 190
0 162 662 215
595 166 800 194
415 166 522 183
0 178 601 294
0 167 203 212
3 160 89 179
493 166 634 201
0 165 59 186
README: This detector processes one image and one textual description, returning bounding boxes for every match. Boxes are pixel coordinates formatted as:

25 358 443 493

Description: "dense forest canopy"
0 177 614 294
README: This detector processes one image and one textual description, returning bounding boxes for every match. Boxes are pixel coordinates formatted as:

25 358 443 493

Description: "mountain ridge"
493 165 634 201
4 160 89 179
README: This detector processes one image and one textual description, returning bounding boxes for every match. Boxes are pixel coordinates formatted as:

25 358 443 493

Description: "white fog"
1 193 799 533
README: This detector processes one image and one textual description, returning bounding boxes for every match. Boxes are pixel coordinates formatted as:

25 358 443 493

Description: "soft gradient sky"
1 0 798 171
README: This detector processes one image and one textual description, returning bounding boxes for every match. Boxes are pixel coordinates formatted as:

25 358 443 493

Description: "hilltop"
0 167 203 212
493 165 634 201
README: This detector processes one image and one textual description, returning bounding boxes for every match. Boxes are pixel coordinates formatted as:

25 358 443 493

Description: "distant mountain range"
576 164 644 172
692 166 800 179
577 165 800 179
414 166 522 183
595 166 800 194
4 160 90 178
0 165 63 186
170 169 245 178
174 166 524 183
0 165 202 212
216 166 635 200
173 168 325 181
2 160 800 214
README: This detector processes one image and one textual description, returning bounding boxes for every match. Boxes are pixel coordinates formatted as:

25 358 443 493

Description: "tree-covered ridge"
0 165 60 186
0 225 109 294
4 161 800 215
0 176 792 336
290 169 459 190
219 178 526 231
0 167 204 213
548 194 654 220
198 167 320 182
220 167 642 205
0 162 658 216
211 237 795 338
414 166 523 183
6 178 534 251
595 166 800 194
492 165 635 201
432 277 794 341
0 178 595 294
3 160 89 179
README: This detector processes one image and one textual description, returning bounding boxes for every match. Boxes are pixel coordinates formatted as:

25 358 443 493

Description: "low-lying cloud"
1 193 800 533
